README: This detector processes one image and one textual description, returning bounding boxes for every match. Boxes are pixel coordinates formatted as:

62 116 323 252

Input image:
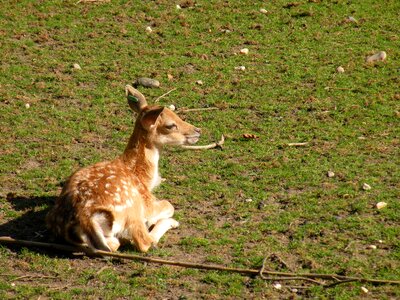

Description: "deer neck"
121 126 161 191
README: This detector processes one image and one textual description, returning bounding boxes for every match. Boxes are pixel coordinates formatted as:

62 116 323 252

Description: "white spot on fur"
114 205 127 212
105 183 111 189
85 200 94 207
114 194 121 203
107 175 116 180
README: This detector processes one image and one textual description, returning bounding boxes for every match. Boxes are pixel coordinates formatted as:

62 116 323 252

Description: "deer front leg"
146 200 175 228
149 218 179 244
146 200 179 245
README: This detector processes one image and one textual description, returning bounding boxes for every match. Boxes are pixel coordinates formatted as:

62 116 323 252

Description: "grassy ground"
0 0 399 298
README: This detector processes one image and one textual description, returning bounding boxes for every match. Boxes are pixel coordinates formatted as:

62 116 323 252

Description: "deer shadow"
0 193 56 242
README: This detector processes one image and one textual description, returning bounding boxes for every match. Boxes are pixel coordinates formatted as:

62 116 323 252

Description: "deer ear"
141 107 164 131
125 85 147 113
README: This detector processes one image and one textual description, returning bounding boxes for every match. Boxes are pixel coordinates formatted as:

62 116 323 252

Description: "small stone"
11 283 15 287
25 103 30 109
347 16 358 23
73 63 81 70
134 77 160 88
376 202 387 210
367 245 377 250
291 288 298 293
235 66 246 71
168 104 176 111
195 80 203 85
145 26 153 33
240 48 249 55
327 171 335 178
378 240 384 244
273 283 282 290
245 198 253 203
260 8 268 14
361 286 369 293
366 51 387 63
362 183 371 190
176 4 181 9
336 66 345 73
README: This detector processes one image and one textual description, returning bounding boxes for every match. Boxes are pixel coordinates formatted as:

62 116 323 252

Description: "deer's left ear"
141 107 165 131
126 85 148 113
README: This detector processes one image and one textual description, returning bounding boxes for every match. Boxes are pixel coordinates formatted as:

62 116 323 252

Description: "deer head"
125 85 201 148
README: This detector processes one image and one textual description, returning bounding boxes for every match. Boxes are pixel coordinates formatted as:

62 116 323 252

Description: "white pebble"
73 63 81 70
168 104 176 111
366 51 387 63
240 48 249 55
362 183 371 190
195 80 203 85
348 16 358 23
11 283 15 287
25 103 30 109
176 4 181 9
235 66 246 71
145 26 153 33
361 286 369 293
273 283 282 290
378 240 384 244
376 202 387 210
260 8 268 14
336 66 345 73
367 245 377 250
245 198 253 203
327 171 335 178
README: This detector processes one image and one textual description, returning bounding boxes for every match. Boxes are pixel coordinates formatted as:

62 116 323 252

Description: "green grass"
1 0 399 298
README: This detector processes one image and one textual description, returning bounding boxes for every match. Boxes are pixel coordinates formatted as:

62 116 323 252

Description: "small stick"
181 135 224 150
287 142 309 147
178 107 219 113
154 88 177 103
76 0 110 3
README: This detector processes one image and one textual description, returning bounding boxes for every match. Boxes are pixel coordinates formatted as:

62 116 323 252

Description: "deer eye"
165 123 177 130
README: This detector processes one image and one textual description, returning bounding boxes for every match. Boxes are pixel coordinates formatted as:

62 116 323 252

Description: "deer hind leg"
86 209 119 252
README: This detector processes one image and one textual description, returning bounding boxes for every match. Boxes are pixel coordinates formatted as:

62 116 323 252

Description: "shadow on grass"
0 193 56 242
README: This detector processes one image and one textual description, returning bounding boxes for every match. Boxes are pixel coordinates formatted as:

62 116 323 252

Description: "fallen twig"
287 142 309 147
181 135 224 150
76 0 110 4
177 107 219 113
1 237 399 288
154 88 177 103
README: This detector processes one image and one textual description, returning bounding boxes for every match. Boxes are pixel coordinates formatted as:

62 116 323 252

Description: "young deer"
46 85 201 252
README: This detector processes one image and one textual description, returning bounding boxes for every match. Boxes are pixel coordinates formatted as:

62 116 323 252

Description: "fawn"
46 85 201 252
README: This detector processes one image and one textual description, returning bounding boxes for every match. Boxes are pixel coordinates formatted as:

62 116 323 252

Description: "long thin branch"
177 107 219 113
154 88 177 103
1 237 399 286
181 135 224 150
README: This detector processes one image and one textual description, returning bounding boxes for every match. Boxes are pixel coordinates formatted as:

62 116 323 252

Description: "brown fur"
46 85 201 252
